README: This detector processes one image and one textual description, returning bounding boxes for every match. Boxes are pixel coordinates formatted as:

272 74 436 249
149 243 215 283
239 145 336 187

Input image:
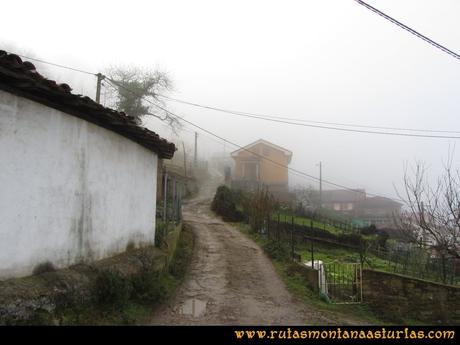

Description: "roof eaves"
0 51 176 159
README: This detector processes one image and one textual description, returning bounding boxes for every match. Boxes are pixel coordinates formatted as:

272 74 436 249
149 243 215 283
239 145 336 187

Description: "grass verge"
231 222 387 325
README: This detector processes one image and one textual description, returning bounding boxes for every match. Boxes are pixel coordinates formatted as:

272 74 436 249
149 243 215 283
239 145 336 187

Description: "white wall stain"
0 90 158 279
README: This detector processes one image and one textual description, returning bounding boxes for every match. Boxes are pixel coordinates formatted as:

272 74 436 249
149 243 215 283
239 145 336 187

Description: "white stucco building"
0 52 176 279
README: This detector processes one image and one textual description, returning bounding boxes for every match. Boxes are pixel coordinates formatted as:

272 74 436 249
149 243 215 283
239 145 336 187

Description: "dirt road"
150 181 333 325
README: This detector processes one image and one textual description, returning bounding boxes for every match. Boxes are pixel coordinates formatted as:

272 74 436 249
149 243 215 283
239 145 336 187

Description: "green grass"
297 238 399 275
273 213 351 236
232 222 387 325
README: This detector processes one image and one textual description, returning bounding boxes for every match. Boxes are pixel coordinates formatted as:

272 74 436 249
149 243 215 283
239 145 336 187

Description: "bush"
211 185 244 222
263 240 289 261
376 229 390 249
169 225 194 279
93 270 132 308
360 224 377 235
338 232 365 247
131 270 173 304
32 261 56 275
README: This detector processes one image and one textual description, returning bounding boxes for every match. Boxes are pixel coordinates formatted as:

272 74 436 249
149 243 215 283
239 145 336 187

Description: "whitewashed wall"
0 90 158 279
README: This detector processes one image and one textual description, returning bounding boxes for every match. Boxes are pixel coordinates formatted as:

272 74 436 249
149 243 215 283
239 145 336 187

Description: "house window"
333 203 341 211
346 203 353 210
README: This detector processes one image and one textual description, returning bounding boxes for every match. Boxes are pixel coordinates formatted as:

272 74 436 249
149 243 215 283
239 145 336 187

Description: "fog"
2 0 460 200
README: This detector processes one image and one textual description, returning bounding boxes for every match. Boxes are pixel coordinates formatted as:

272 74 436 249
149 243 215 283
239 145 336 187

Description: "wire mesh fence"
261 213 460 286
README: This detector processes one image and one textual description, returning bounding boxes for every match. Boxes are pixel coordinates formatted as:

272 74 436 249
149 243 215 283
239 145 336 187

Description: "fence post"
311 239 314 266
163 171 168 223
291 216 294 260
177 182 182 222
172 178 177 224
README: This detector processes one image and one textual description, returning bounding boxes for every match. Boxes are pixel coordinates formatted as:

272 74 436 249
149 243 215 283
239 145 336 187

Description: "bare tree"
396 156 460 265
105 67 181 131
293 184 320 211
244 187 276 234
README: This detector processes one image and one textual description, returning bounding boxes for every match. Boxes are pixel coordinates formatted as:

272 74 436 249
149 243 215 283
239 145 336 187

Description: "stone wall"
0 245 167 325
287 263 319 292
363 269 460 325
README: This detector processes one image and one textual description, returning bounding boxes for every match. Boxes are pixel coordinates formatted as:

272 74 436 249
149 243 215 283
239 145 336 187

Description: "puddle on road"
177 298 207 317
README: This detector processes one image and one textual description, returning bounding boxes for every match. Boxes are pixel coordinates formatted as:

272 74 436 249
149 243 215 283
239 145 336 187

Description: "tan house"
231 139 292 193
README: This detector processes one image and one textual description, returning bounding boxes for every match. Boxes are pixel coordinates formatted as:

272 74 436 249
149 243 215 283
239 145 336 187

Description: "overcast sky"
2 0 460 199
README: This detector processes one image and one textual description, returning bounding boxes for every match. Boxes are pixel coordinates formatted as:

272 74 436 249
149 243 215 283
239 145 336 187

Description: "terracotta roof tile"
0 50 176 159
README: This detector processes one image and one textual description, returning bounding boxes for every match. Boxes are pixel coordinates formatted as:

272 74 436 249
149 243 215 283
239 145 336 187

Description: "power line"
9 57 331 195
105 77 403 201
15 54 97 76
160 94 460 135
176 123 321 184
2 55 408 200
11 52 460 138
354 0 460 61
159 95 460 139
158 104 404 201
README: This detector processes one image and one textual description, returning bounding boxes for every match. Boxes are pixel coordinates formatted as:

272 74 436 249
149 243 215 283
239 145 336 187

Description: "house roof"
321 189 366 203
231 139 293 163
357 196 403 209
0 51 176 159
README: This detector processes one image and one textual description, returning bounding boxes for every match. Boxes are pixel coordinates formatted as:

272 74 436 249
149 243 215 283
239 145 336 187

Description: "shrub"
93 270 132 308
32 261 56 275
211 185 244 222
263 240 289 261
169 225 193 279
360 224 377 235
131 270 174 304
376 229 390 249
338 233 365 247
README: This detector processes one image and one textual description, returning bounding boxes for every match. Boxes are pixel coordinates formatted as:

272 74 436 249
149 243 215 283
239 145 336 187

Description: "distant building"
321 189 402 228
355 196 403 228
321 189 366 214
230 139 293 201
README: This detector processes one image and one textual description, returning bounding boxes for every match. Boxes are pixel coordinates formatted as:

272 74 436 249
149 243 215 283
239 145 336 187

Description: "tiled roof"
357 196 403 209
321 189 366 203
0 51 176 159
231 139 293 163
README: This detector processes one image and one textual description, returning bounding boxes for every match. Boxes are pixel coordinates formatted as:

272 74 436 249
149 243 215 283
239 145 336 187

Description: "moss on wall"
0 224 186 325
363 269 460 325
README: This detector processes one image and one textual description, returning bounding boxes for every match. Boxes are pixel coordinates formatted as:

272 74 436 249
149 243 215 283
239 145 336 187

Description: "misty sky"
2 0 460 200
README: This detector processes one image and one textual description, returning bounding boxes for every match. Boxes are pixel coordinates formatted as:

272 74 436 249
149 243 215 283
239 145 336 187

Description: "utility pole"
318 161 323 207
194 132 198 166
95 73 105 104
163 170 168 222
182 141 187 178
291 216 295 260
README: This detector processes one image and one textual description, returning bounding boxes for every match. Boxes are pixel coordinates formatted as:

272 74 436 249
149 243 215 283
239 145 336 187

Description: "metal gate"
322 263 362 304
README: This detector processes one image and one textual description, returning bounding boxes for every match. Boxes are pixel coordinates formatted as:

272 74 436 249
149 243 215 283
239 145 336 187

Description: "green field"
272 213 348 235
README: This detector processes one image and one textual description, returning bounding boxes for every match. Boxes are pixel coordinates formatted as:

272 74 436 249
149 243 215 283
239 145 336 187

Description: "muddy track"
150 185 334 325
